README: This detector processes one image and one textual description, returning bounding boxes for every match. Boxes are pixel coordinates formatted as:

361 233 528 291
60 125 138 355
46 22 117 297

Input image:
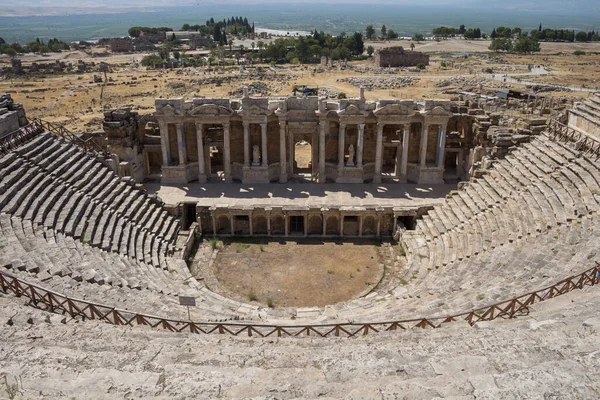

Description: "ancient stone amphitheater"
1 93 600 398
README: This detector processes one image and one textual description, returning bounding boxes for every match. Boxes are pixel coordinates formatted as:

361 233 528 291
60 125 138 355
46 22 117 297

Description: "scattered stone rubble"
337 76 420 90
229 82 270 97
436 77 511 89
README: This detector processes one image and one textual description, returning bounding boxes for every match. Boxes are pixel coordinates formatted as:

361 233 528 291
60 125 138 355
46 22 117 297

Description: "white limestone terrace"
145 182 455 209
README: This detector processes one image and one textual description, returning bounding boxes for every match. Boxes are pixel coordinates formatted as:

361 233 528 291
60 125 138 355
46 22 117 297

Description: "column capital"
358 123 366 130
195 121 203 129
223 122 230 131
242 120 250 128
260 122 267 128
339 122 347 130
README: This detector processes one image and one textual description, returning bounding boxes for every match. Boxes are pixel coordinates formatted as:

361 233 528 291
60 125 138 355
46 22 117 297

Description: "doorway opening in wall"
293 140 312 181
444 151 460 184
208 144 224 181
382 145 399 180
289 216 305 234
397 216 417 231
182 202 197 231
147 150 162 181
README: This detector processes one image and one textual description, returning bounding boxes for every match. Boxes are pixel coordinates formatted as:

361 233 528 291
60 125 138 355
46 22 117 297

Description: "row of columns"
373 123 446 183
160 121 231 183
160 120 446 184
210 213 384 237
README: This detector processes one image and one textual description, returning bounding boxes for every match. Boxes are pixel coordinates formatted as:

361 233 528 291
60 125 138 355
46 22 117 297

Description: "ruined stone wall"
0 94 27 136
110 38 134 53
374 47 430 68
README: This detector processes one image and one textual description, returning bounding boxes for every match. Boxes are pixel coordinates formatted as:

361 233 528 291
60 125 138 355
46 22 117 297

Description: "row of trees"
127 27 171 38
255 30 365 63
0 37 70 57
365 24 398 40
490 25 598 42
432 25 481 39
488 35 540 54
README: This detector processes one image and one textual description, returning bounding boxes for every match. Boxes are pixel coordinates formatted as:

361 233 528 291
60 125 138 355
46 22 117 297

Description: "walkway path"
145 182 455 209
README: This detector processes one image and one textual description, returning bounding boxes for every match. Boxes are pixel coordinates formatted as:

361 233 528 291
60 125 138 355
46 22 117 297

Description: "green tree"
128 27 142 38
386 29 398 40
380 25 387 39
410 43 415 51
412 33 424 43
367 45 374 57
513 36 540 54
575 31 588 42
5 48 16 58
365 25 375 40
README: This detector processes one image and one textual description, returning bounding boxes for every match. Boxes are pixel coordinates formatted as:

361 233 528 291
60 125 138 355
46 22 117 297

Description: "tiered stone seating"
570 93 600 128
0 212 258 321
1 281 598 399
0 132 262 322
408 131 600 278
0 132 179 268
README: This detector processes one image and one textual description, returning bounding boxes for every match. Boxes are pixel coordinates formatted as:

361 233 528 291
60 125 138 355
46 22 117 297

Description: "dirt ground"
0 39 598 133
209 239 384 308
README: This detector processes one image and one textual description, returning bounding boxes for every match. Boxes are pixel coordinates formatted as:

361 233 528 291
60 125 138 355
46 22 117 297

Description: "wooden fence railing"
0 122 45 154
0 119 107 156
31 118 107 155
1 264 598 338
548 119 600 159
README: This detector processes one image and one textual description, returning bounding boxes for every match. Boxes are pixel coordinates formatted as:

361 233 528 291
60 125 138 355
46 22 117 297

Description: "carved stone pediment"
423 106 453 118
157 104 178 116
338 104 366 117
373 103 417 117
188 104 233 117
239 104 272 117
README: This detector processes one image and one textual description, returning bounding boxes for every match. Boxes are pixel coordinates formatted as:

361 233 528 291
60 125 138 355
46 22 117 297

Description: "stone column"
436 125 447 168
304 215 308 237
223 123 232 183
267 213 272 235
376 215 381 237
230 214 235 235
249 214 253 236
284 214 289 237
322 214 327 237
374 123 383 184
338 123 346 173
279 120 287 183
176 123 186 166
419 123 429 167
159 121 171 166
359 215 363 237
243 121 250 167
318 119 327 183
357 123 365 168
195 122 207 183
401 124 410 177
212 214 217 236
339 215 344 237
260 122 268 167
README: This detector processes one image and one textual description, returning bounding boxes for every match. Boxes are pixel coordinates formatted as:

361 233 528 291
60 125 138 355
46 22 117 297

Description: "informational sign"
179 296 196 320
179 296 197 307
